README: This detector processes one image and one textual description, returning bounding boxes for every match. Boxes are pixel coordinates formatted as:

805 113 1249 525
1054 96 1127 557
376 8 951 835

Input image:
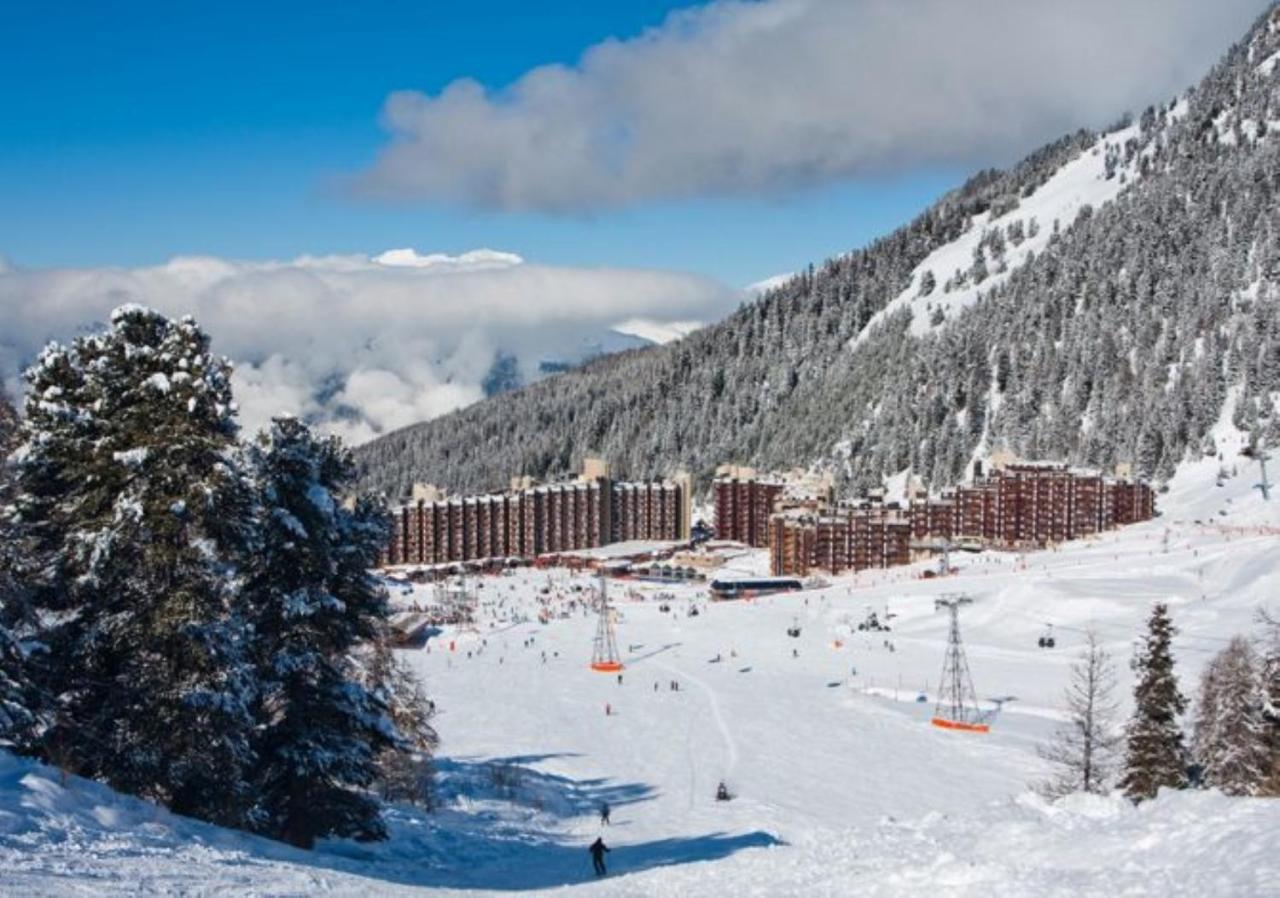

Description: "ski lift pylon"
930 595 989 733
590 573 624 673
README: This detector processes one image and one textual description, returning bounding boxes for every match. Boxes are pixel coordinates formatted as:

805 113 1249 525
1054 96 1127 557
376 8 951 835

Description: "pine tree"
1256 609 1280 795
1121 603 1188 801
245 416 398 848
0 536 38 748
1038 630 1122 798
9 306 256 825
1193 636 1269 795
0 393 40 746
363 632 439 808
0 392 17 457
1191 648 1224 779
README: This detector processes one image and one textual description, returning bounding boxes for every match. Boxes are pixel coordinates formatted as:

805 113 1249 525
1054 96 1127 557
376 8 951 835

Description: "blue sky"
0 0 963 285
1 0 1266 441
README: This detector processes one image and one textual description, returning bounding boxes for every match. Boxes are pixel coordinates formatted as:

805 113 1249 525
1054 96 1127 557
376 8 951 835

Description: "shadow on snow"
294 752 782 891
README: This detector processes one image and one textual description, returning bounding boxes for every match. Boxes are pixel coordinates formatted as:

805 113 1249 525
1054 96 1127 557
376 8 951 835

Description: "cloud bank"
357 0 1267 212
0 251 735 444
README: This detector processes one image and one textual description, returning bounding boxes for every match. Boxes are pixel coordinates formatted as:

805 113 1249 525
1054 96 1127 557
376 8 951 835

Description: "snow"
744 273 794 295
112 448 150 468
609 318 703 346
3 461 1280 894
853 124 1142 346
1258 49 1280 77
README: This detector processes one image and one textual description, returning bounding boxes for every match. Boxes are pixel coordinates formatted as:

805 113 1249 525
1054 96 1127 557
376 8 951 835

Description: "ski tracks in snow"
651 658 739 779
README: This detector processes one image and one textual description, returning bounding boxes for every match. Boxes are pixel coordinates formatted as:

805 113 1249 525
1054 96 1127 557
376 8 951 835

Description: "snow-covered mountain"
355 7 1280 498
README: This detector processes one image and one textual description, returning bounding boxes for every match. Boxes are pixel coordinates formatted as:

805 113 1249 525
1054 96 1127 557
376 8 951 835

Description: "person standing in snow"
600 802 611 825
589 836 610 876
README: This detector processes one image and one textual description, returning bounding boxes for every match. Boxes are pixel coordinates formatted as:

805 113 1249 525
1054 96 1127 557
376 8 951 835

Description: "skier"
605 703 612 716
716 781 731 801
600 802 611 825
589 837 610 876
617 673 623 685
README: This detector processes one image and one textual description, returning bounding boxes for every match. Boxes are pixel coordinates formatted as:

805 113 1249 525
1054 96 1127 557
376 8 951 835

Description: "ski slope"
852 123 1142 346
1 462 1278 896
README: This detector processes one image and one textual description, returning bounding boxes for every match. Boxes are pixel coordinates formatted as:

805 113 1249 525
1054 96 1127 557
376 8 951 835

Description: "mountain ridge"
355 6 1280 501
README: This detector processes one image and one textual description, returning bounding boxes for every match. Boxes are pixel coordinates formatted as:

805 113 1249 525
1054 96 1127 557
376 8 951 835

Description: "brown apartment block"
772 461 1156 577
770 501 913 578
382 471 691 567
713 476 785 547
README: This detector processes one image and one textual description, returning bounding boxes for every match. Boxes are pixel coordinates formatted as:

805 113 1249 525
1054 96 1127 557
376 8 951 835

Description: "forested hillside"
356 7 1280 499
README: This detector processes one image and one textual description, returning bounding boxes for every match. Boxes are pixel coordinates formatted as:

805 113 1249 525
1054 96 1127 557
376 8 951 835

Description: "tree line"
0 306 436 848
1039 603 1280 801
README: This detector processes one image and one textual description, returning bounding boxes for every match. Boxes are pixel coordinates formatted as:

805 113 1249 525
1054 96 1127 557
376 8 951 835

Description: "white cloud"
356 0 1268 212
371 247 524 270
0 251 736 444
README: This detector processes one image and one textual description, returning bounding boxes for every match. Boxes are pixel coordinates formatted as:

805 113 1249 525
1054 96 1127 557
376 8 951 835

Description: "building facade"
713 476 786 547
382 468 691 567
771 462 1156 576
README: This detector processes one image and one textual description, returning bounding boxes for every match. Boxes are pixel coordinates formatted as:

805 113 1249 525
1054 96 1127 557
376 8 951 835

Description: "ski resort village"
6 2 1280 896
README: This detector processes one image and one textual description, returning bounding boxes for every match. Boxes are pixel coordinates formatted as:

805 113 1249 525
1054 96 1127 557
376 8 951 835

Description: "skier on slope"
600 801 611 825
589 837 610 876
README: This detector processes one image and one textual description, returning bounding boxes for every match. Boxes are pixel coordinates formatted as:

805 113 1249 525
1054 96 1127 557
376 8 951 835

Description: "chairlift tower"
590 572 623 672
931 594 988 733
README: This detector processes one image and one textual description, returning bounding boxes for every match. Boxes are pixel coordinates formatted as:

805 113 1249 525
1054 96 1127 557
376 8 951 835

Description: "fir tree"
9 306 256 825
0 392 17 457
363 632 439 808
0 534 38 748
1038 630 1121 798
245 416 397 848
1193 636 1269 795
0 626 35 747
0 393 40 746
1256 609 1280 795
1121 603 1188 802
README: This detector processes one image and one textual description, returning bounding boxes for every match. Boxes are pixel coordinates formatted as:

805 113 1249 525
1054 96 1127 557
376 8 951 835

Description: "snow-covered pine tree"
244 416 398 848
1191 647 1224 782
1193 636 1269 795
0 392 40 746
1256 609 1280 795
363 632 439 808
0 541 38 748
1121 603 1188 802
0 392 17 457
9 306 256 825
1037 630 1121 798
